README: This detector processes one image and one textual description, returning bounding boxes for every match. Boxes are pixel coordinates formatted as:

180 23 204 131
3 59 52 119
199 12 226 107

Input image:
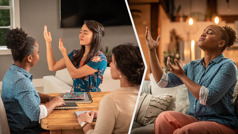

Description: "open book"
63 92 85 100
55 102 78 110
61 92 93 104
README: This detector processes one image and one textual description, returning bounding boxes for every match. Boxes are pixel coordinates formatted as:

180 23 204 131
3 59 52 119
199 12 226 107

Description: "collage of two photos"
130 0 238 134
1 0 238 134
0 0 144 134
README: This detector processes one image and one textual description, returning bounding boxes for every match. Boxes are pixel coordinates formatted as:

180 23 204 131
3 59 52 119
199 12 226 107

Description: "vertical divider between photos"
124 0 148 133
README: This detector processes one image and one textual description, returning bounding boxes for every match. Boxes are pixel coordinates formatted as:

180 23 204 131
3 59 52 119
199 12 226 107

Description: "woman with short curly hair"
146 25 238 134
77 43 145 134
1 28 65 134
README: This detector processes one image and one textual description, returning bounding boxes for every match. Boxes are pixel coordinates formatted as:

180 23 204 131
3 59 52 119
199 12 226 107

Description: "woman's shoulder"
105 87 139 99
96 51 106 57
220 58 237 69
90 51 107 61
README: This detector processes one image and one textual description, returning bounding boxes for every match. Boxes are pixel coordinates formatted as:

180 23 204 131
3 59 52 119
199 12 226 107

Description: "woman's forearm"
149 49 164 83
83 123 93 133
46 43 57 71
179 75 201 99
44 101 57 115
62 53 79 78
38 92 51 103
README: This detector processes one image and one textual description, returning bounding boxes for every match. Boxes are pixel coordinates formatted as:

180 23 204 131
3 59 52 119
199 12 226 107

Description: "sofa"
43 67 120 93
131 73 238 134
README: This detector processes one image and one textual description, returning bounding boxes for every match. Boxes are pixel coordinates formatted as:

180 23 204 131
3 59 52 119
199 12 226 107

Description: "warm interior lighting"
191 40 195 60
188 17 194 25
214 16 220 24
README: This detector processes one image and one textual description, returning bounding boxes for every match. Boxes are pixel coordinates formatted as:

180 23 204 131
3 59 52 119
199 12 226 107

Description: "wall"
174 0 238 16
0 0 137 81
130 4 151 80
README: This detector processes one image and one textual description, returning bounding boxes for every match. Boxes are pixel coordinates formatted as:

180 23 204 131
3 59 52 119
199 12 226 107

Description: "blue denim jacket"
165 54 238 129
1 65 41 133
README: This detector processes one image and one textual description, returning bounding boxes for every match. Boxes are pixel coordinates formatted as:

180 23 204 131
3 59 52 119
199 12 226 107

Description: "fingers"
156 35 160 43
48 32 51 37
167 57 174 71
59 38 63 46
145 27 152 40
145 27 148 40
44 25 47 33
174 59 182 69
90 111 95 119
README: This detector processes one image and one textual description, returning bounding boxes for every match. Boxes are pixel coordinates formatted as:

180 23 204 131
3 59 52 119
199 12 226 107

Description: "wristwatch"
80 121 89 128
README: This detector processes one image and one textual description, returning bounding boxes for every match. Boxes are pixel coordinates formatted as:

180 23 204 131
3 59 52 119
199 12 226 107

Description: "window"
0 0 20 55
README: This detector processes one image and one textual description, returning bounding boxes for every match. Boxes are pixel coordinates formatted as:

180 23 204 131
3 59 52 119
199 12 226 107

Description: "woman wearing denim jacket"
1 28 65 134
146 25 238 134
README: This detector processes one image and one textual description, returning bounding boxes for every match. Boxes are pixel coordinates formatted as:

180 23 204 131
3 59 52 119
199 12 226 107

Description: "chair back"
0 97 10 134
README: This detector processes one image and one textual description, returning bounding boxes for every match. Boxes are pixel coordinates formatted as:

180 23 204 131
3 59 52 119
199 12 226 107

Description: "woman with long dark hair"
43 20 107 92
146 25 238 134
1 28 65 134
77 44 145 134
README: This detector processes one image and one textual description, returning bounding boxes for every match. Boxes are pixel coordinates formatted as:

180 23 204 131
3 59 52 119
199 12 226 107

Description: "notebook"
75 111 97 122
61 92 93 104
63 92 85 100
55 102 78 110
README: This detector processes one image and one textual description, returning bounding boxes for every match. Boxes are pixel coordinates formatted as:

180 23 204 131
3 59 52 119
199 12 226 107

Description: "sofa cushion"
99 67 120 91
134 93 172 126
141 80 151 94
174 85 190 113
55 68 73 86
150 73 187 111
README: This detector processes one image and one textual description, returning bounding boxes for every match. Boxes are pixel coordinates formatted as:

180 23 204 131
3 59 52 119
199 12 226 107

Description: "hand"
145 27 160 50
43 25 52 44
88 111 98 119
167 57 185 78
77 111 95 124
58 38 67 56
50 96 65 107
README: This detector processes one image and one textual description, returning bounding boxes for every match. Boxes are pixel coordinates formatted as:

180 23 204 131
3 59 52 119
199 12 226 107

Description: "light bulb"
188 17 194 25
214 16 220 24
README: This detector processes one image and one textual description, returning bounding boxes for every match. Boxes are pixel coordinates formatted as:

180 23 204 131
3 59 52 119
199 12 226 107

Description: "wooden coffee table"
41 91 110 134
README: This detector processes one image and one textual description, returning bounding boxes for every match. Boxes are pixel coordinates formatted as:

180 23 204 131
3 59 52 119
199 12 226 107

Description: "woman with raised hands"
43 20 107 92
146 25 238 134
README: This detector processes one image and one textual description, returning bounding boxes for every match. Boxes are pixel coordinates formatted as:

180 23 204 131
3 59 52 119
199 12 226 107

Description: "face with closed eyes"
198 25 225 52
79 24 93 46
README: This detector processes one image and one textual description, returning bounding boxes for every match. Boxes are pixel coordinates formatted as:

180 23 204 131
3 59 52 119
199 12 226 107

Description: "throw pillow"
141 80 151 94
174 85 190 113
55 68 73 86
134 93 172 126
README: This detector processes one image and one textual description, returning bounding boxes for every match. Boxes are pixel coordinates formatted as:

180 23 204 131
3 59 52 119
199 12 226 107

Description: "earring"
119 73 121 78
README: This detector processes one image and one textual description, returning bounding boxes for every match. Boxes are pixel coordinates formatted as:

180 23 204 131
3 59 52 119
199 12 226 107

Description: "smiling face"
79 24 93 46
198 25 225 52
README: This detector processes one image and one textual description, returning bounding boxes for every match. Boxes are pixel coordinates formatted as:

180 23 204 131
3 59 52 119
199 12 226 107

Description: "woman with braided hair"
146 25 238 134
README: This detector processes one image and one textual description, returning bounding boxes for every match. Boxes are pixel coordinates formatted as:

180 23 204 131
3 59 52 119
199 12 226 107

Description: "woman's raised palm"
145 27 160 50
43 25 52 44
